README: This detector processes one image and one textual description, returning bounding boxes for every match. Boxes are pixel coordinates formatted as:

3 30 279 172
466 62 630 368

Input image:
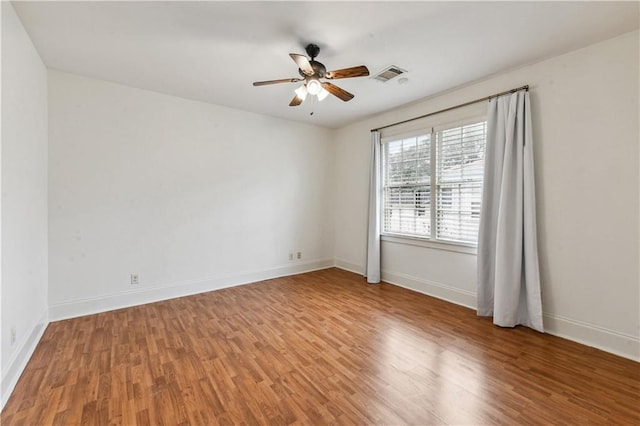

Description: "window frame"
380 115 487 252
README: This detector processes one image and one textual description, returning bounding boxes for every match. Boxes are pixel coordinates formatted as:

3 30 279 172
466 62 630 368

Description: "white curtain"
365 131 381 284
477 91 544 332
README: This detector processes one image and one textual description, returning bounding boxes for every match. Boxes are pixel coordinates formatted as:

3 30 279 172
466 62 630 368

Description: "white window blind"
436 121 486 244
381 119 486 246
382 134 431 237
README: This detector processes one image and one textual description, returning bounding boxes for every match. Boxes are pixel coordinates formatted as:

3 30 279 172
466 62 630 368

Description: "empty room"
1 1 639 424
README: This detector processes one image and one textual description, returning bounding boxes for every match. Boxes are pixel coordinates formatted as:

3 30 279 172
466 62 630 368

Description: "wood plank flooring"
2 268 639 425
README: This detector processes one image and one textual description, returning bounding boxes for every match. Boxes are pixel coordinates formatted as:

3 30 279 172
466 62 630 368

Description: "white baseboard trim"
1 309 49 410
543 313 639 362
334 258 364 275
382 269 477 310
334 262 639 362
49 258 334 322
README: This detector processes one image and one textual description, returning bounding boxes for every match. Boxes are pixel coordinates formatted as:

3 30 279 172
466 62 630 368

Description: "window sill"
381 234 477 255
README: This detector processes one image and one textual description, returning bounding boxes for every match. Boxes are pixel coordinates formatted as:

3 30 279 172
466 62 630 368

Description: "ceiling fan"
252 43 370 107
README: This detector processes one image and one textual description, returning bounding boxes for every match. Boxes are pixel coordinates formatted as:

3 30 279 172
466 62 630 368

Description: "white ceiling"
12 1 639 128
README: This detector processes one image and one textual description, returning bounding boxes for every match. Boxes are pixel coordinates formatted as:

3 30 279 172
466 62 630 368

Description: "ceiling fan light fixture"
295 85 308 100
317 87 329 101
306 79 322 96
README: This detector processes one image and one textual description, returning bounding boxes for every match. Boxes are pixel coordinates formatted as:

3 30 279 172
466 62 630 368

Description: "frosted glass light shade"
306 79 322 95
317 87 329 101
294 85 308 100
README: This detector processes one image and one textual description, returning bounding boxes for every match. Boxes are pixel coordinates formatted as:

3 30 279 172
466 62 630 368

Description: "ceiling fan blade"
321 82 355 102
253 78 302 86
289 95 303 107
325 65 370 79
290 53 314 76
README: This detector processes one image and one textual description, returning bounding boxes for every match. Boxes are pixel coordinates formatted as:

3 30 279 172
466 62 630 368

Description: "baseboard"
334 262 639 362
334 257 364 275
543 313 639 361
49 258 334 322
1 309 49 410
382 269 477 309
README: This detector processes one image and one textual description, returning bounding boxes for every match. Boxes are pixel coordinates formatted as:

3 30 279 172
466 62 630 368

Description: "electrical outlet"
10 326 16 346
288 253 294 261
297 251 302 260
131 273 139 285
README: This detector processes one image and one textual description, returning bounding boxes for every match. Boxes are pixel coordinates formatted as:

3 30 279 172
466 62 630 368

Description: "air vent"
373 65 407 82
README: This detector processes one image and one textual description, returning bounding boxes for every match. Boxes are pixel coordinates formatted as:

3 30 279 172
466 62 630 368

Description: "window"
382 134 431 236
382 119 487 246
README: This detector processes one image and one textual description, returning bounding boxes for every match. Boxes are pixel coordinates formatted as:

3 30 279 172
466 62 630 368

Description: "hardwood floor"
2 268 639 425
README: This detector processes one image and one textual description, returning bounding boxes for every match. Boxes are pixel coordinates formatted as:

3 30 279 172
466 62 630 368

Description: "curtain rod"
370 85 529 132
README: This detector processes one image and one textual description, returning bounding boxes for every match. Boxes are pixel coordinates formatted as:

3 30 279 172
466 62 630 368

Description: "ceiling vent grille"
373 65 407 82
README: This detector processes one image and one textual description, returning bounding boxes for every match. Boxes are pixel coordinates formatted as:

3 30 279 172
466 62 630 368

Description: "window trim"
379 115 487 251
381 234 477 255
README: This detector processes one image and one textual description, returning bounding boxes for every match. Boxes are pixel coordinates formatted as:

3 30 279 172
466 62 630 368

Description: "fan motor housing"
299 60 326 78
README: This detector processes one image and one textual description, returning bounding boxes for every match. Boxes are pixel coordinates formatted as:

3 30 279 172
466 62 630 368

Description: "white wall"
48 70 335 319
334 30 639 360
1 2 49 406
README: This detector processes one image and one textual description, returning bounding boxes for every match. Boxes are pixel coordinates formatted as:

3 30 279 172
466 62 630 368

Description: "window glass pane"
417 135 430 183
435 121 486 244
381 133 431 238
402 137 418 157
402 160 418 183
